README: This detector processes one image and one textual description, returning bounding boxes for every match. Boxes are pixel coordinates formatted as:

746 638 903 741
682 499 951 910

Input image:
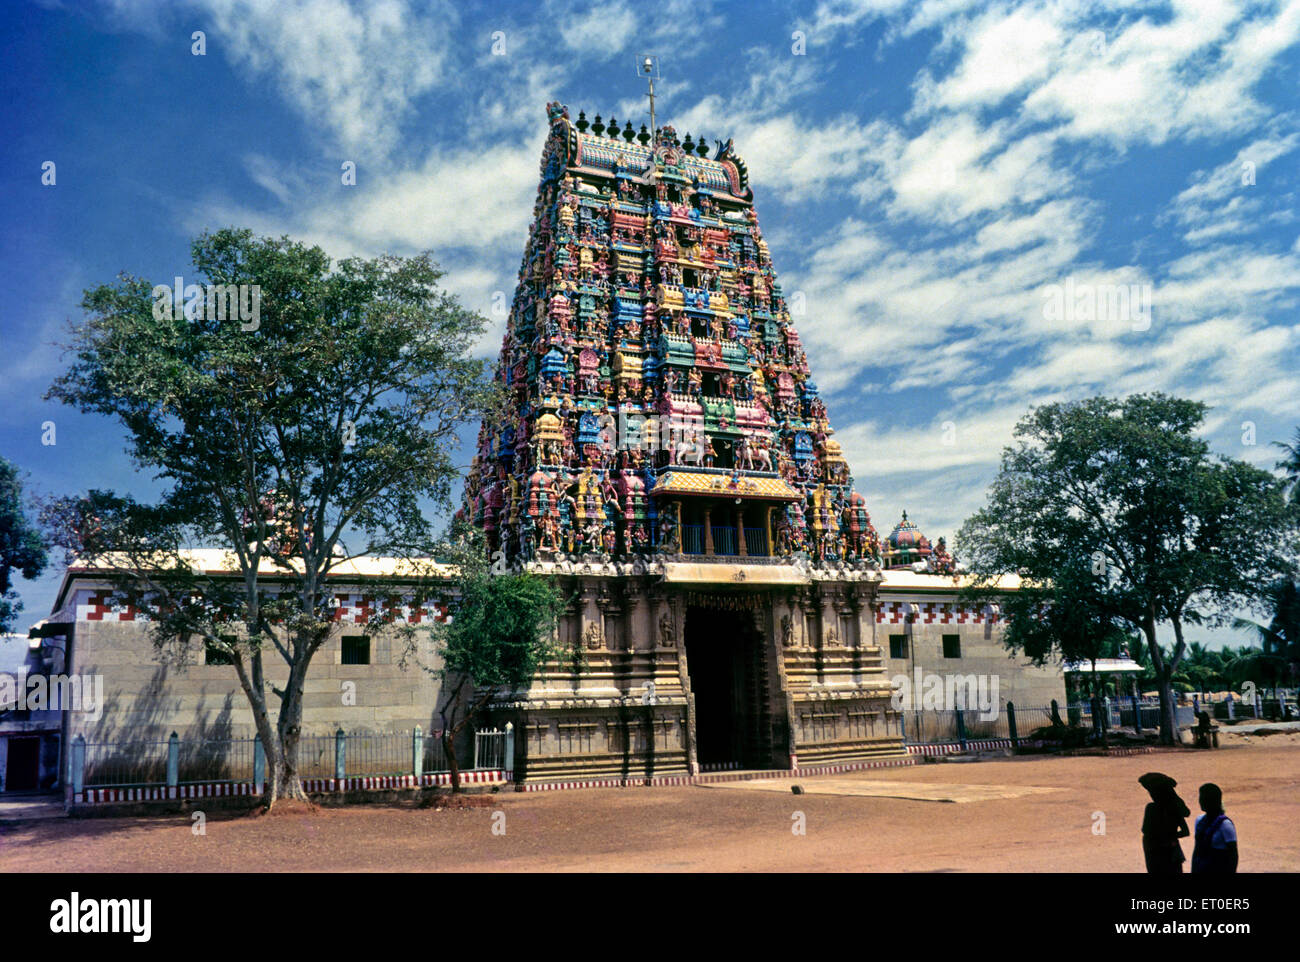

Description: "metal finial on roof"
638 54 659 133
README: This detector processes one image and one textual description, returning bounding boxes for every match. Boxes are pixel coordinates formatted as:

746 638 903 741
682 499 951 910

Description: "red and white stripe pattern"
76 770 508 804
876 601 997 625
329 594 450 625
299 770 506 792
70 588 452 625
517 755 918 792
78 590 140 622
906 738 1046 756
76 782 258 804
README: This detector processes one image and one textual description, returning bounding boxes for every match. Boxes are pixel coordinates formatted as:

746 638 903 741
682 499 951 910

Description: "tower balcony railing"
743 526 769 556
681 524 706 555
711 525 738 556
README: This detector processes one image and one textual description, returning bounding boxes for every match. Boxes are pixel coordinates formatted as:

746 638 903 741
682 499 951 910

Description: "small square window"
942 634 961 659
205 637 234 666
889 634 907 659
341 636 371 666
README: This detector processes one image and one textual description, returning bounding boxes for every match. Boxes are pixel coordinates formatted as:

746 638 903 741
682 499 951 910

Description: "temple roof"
546 103 752 201
651 469 802 501
886 511 932 552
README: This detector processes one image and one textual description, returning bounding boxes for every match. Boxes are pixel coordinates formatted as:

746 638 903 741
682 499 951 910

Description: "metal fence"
83 737 259 788
77 726 509 790
474 729 506 770
681 524 705 554
896 701 1197 747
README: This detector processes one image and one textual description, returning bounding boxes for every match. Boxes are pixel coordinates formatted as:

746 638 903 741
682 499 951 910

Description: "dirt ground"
2 739 1297 873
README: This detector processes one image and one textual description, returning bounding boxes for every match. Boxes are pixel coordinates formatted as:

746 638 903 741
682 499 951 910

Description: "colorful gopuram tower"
466 103 906 781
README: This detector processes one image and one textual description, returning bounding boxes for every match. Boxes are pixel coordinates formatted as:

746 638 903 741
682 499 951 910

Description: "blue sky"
3 0 1299 648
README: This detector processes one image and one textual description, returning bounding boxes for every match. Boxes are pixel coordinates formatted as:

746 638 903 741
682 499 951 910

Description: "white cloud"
194 0 456 159
555 0 637 61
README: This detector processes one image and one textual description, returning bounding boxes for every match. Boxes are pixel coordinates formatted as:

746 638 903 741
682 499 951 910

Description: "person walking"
1139 772 1190 873
1191 783 1239 874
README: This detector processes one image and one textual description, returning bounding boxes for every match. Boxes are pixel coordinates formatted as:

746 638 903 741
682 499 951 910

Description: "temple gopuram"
28 106 1061 799
461 102 923 781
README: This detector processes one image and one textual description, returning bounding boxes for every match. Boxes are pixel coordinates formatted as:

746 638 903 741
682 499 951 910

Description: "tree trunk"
272 665 311 806
443 730 461 793
1138 616 1179 746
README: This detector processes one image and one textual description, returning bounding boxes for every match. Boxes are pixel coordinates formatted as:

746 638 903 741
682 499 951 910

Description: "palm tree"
1276 427 1300 505
1234 579 1300 701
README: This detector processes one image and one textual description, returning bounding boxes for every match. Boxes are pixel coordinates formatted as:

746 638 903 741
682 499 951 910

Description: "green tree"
1275 427 1300 505
958 394 1298 745
1233 577 1300 697
0 456 48 635
43 229 495 808
404 522 563 792
965 550 1126 739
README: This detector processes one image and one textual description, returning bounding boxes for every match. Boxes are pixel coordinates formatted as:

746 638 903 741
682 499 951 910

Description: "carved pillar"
579 581 602 652
703 502 714 555
596 583 621 651
793 586 814 650
736 506 747 557
819 585 839 649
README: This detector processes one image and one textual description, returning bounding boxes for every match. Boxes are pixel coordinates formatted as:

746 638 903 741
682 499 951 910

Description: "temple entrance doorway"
684 604 782 769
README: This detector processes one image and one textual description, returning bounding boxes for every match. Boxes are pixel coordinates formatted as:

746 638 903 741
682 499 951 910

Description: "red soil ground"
2 739 1296 872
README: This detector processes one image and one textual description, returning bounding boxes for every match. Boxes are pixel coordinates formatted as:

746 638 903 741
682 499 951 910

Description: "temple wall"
64 618 446 745
874 589 1066 710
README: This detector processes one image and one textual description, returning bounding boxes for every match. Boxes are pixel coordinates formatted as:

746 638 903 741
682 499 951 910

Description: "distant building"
0 632 64 792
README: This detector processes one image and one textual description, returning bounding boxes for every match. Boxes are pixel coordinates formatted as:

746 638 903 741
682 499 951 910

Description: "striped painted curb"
75 769 509 804
516 755 919 792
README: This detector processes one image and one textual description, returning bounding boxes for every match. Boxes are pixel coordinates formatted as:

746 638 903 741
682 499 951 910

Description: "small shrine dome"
887 511 930 551
536 413 565 440
885 511 934 568
540 348 568 379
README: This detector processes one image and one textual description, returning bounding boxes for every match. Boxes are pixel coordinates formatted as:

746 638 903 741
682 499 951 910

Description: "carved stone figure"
658 610 676 648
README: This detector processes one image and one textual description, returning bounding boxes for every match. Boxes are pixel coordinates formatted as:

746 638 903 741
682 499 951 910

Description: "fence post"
504 722 515 776
413 726 424 781
71 734 85 800
472 730 482 771
253 737 265 794
166 732 179 796
1132 691 1142 734
334 728 346 783
1007 702 1018 748
954 708 968 751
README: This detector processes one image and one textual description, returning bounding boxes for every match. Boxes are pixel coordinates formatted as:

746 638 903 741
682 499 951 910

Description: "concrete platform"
0 795 67 821
697 775 1061 803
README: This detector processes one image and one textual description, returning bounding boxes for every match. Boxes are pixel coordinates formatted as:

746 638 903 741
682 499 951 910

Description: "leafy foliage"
42 229 495 804
0 457 47 634
958 393 1298 742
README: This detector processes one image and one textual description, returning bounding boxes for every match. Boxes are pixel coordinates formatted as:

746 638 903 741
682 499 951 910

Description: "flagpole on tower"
638 55 660 133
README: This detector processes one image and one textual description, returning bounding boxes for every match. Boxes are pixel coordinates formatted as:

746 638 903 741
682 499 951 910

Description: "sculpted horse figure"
674 433 707 466
737 436 773 471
